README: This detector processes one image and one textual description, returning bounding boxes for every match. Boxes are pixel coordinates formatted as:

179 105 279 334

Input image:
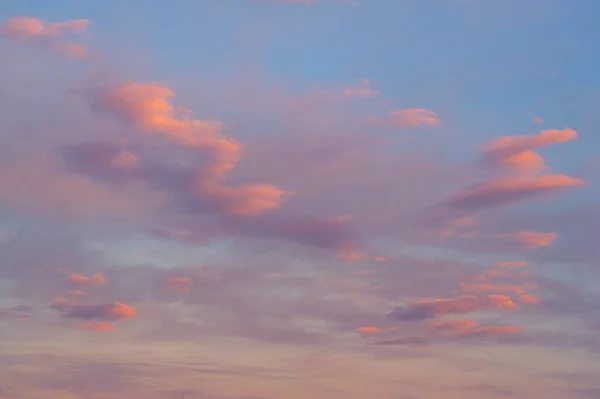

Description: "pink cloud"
487 294 518 310
429 319 522 339
441 174 586 211
512 230 557 249
518 294 541 305
75 82 289 216
1 17 89 58
67 273 108 286
481 128 577 176
52 301 136 321
356 326 383 334
75 322 116 332
482 128 578 160
460 282 526 295
428 319 479 332
372 108 440 129
67 289 88 297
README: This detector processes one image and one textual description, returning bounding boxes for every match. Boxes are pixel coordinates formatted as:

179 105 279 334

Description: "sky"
1 1 600 398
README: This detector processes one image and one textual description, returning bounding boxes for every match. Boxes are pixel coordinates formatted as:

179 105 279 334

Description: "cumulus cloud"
0 17 89 58
73 82 289 216
52 301 136 321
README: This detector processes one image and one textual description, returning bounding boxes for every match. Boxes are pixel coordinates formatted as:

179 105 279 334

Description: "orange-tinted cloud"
482 128 577 161
513 230 557 249
460 282 526 295
68 273 108 286
166 276 193 292
481 129 577 176
52 301 136 321
67 289 88 296
76 322 116 332
1 17 89 58
76 81 289 216
356 326 383 334
442 174 585 211
372 108 440 129
497 150 547 176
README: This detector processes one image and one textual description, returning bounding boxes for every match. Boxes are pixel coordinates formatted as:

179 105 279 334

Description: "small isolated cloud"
67 273 108 286
76 322 116 332
0 17 89 58
166 276 193 292
481 128 577 176
371 108 440 129
533 117 544 124
52 301 136 321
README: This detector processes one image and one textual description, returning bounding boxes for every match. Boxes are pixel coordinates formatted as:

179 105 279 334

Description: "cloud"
371 108 440 129
75 322 116 332
512 230 557 249
440 174 585 211
166 276 193 292
428 319 522 339
313 79 380 101
52 302 136 321
496 261 529 268
518 294 541 305
1 17 89 58
67 273 108 286
459 282 526 295
428 319 479 332
482 129 577 160
356 326 383 334
481 128 577 176
72 82 289 216
388 293 519 321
